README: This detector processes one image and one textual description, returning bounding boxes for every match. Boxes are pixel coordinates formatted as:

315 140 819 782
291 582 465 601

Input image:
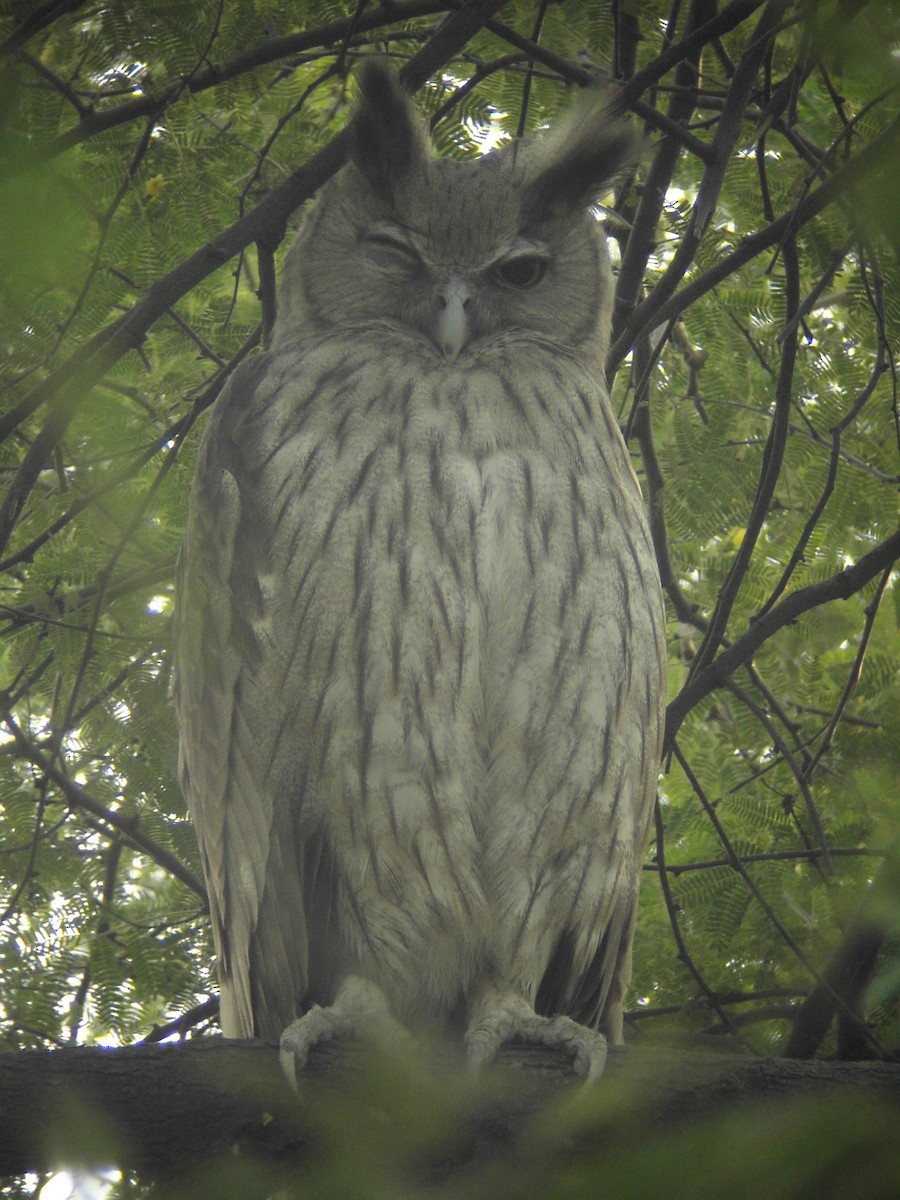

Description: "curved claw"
280 1004 346 1090
278 976 412 1091
465 992 608 1083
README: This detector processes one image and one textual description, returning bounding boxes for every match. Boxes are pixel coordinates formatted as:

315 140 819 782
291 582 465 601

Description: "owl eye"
364 231 421 266
494 255 547 289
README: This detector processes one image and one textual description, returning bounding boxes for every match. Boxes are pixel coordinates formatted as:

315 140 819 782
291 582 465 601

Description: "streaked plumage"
175 64 666 1079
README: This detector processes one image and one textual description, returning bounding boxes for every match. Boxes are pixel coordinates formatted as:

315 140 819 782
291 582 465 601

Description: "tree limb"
0 0 87 58
0 0 509 558
665 529 900 740
610 112 900 367
1 1039 897 1180
1 715 206 901
23 2 450 159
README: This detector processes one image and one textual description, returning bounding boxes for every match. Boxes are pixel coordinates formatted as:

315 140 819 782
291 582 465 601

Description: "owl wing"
175 355 336 1039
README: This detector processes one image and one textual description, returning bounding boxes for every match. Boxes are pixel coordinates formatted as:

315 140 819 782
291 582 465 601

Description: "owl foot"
279 974 411 1090
465 991 607 1083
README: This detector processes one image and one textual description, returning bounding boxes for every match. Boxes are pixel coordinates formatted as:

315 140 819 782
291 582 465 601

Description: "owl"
175 62 666 1084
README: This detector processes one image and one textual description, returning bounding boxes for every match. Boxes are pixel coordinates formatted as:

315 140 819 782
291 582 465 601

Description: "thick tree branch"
1 1040 897 1180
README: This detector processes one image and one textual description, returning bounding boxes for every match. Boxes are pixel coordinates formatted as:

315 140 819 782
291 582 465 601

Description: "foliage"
0 0 898 1115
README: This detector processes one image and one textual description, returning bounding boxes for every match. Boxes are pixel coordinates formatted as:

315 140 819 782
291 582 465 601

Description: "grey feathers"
175 64 664 1071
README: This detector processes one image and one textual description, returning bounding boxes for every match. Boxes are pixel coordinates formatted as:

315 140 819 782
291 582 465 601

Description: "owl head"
273 62 639 366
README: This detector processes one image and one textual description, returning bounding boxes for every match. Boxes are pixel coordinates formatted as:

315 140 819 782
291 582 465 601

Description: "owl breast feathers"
175 62 666 1081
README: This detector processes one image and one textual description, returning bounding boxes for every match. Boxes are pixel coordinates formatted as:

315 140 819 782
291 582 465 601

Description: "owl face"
274 66 639 366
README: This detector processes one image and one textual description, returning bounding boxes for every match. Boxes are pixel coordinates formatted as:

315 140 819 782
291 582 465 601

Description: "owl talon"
465 993 608 1083
279 1004 342 1088
279 975 412 1090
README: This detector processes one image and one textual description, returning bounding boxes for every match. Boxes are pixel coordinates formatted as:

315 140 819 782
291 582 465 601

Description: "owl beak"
435 278 472 362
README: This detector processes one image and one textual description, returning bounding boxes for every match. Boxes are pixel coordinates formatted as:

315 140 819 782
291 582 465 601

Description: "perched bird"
175 62 666 1083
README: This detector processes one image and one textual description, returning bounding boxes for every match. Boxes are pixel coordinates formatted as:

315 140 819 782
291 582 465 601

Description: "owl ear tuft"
350 60 430 200
523 91 642 217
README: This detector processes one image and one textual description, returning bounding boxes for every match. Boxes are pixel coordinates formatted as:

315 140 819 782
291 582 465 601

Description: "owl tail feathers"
522 90 644 217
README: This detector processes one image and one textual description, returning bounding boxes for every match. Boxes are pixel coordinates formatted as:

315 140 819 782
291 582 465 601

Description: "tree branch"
613 0 717 343
784 850 900 1060
0 0 87 57
666 530 900 739
610 113 900 367
23 2 450 160
686 222 799 678
0 0 508 559
1 715 206 901
1 1039 897 1180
